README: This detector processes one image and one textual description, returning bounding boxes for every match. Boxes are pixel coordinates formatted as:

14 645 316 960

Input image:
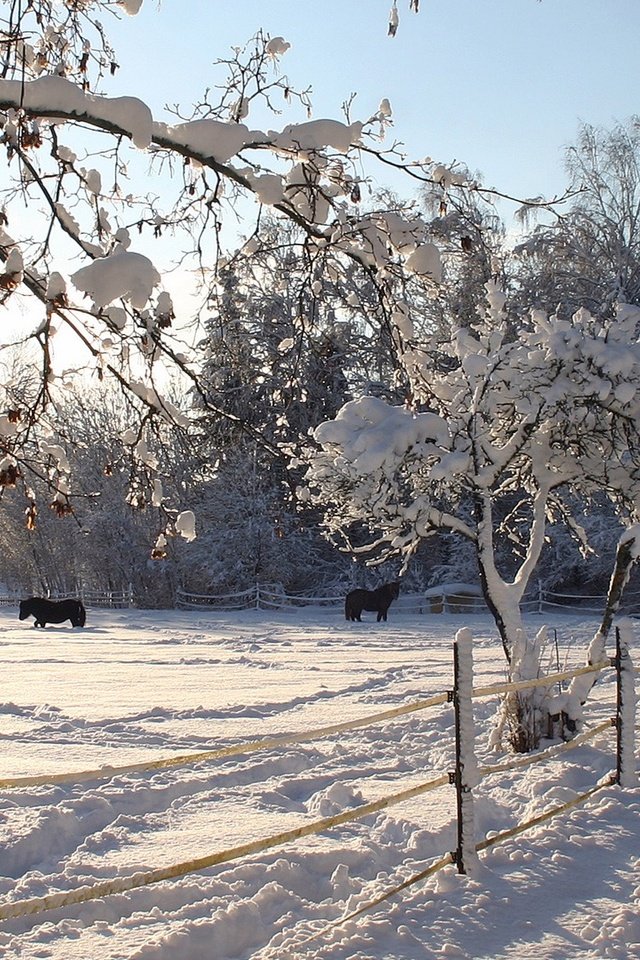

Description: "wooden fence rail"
176 584 640 616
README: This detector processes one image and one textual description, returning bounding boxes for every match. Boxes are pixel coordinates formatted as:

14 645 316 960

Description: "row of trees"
1 2 639 750
3 116 639 605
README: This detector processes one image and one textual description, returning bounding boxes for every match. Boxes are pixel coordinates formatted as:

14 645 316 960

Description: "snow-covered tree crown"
305 285 640 569
0 2 447 540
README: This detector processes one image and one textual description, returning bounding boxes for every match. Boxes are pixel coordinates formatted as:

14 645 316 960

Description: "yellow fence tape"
473 659 611 699
477 776 613 854
0 771 450 922
479 719 613 780
0 653 622 927
1 657 615 791
0 691 450 791
296 852 456 948
298 774 615 949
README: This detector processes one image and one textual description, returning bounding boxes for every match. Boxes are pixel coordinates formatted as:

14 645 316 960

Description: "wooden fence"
0 621 635 931
0 586 134 608
176 584 640 617
3 583 640 615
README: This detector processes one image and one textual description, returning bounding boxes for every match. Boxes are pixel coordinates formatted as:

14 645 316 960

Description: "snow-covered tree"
0 1 479 547
0 374 187 601
304 284 640 750
0 2 562 543
176 443 353 598
515 119 640 318
198 222 356 441
1 0 611 659
183 220 374 596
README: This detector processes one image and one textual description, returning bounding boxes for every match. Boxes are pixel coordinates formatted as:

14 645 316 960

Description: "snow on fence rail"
521 585 640 616
175 585 350 611
56 587 133 608
0 626 635 929
176 586 445 613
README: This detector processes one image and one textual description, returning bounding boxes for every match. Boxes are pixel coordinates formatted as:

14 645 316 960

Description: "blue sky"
106 0 640 220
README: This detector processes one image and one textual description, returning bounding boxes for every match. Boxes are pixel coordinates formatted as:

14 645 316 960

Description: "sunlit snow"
0 606 637 959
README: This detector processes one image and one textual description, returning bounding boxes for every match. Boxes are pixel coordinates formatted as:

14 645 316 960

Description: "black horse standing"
345 582 400 622
19 597 86 628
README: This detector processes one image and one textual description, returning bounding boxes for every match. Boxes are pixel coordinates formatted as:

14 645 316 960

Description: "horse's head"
389 582 400 599
18 598 33 620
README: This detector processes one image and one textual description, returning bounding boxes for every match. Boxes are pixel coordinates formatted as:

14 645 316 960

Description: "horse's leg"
347 599 362 621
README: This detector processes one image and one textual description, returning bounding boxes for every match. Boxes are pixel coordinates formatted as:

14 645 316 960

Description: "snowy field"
0 605 638 960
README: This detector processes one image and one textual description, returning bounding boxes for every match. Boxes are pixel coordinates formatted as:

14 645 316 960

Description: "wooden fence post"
614 624 638 788
450 628 479 874
538 579 543 615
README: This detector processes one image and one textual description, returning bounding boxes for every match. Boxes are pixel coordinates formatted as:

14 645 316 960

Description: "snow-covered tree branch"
0 4 458 543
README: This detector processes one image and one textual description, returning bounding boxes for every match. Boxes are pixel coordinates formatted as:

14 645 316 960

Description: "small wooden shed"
425 583 484 614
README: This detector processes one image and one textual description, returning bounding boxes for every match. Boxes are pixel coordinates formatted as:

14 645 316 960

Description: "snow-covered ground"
0 605 637 960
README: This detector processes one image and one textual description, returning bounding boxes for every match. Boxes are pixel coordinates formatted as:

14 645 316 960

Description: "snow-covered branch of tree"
0 19 452 542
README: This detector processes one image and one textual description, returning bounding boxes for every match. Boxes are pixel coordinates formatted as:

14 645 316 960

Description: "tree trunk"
482 583 548 753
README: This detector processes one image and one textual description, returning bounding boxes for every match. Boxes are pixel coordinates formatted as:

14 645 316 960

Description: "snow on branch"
0 77 153 148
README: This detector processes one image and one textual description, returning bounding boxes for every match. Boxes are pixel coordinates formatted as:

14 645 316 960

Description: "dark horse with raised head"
19 597 86 628
345 582 400 622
